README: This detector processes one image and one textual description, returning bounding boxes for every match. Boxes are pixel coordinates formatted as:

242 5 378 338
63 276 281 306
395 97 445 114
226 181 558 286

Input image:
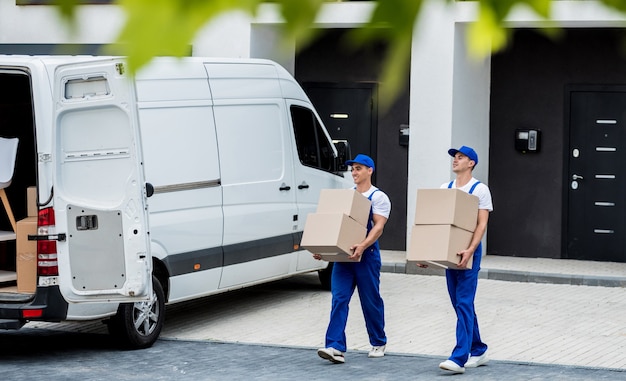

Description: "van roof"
0 54 313 103
0 54 281 68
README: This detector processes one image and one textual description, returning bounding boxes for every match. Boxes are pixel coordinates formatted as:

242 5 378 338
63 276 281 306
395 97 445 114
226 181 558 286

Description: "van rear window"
64 76 110 99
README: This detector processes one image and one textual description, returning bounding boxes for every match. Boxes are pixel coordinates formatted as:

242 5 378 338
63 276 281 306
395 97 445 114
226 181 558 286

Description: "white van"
0 56 351 348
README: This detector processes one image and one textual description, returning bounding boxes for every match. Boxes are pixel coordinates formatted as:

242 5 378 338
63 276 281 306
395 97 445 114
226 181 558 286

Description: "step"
0 270 17 283
0 230 16 242
0 319 25 330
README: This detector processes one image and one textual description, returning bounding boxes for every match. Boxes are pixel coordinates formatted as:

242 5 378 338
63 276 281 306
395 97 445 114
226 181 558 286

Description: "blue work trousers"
324 246 386 352
445 242 488 366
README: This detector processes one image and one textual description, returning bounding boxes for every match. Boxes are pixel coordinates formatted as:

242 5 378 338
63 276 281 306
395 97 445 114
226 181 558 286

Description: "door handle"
298 183 310 189
572 174 584 180
279 183 291 191
146 182 154 197
29 233 67 242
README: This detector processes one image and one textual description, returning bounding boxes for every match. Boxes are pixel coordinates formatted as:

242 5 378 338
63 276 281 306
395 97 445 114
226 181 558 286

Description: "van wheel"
318 262 333 291
108 275 165 349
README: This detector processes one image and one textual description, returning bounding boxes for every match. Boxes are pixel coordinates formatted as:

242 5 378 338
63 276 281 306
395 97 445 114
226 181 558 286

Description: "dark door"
566 88 626 262
303 83 377 164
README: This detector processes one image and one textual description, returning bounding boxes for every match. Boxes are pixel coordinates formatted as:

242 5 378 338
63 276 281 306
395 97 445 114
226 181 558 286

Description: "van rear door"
52 59 152 302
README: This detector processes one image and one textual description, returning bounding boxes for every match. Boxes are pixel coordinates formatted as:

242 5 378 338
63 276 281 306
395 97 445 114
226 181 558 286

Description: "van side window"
290 105 333 171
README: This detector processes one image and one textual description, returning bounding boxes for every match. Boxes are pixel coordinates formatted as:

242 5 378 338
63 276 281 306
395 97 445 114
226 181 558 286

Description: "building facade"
2 0 626 262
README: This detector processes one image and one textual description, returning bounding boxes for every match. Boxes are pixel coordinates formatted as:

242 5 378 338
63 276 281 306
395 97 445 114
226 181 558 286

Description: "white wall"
450 23 491 186
408 0 460 231
193 12 254 59
0 1 123 43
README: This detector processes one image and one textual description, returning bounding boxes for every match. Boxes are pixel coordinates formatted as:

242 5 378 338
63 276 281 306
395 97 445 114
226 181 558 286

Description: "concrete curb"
382 260 626 288
479 268 626 288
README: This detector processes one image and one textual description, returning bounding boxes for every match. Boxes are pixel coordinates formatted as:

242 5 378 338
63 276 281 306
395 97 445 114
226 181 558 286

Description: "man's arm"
349 213 388 260
458 209 490 268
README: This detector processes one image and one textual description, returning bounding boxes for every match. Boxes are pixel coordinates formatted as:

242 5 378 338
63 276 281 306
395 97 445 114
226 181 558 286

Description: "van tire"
318 263 333 291
108 275 165 349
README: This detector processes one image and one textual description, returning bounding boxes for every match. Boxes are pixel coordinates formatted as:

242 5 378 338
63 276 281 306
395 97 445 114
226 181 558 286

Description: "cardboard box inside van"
16 217 37 293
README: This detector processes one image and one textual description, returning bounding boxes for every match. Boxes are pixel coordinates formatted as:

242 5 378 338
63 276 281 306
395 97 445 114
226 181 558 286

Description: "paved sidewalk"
152 271 626 370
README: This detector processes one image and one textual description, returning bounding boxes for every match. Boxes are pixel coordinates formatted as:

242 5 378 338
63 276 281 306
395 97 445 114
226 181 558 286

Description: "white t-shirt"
359 185 391 219
440 178 493 212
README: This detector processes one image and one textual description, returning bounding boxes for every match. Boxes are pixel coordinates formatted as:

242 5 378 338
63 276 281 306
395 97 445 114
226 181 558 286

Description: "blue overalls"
446 181 488 366
324 190 386 352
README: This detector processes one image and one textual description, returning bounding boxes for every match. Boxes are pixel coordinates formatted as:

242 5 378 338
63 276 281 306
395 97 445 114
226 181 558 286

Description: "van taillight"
37 207 59 276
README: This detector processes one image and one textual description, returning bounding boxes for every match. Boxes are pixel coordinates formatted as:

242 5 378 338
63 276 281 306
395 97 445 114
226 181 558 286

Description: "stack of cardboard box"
300 189 371 262
407 188 478 269
16 186 37 292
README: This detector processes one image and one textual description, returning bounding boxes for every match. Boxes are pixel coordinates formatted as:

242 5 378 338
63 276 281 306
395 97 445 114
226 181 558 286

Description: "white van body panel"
135 60 224 299
65 301 118 320
208 63 299 288
166 267 223 303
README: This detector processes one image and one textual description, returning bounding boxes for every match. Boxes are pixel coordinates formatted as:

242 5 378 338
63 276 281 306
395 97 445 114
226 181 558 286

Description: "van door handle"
146 182 154 197
298 183 310 189
29 233 67 242
279 183 291 191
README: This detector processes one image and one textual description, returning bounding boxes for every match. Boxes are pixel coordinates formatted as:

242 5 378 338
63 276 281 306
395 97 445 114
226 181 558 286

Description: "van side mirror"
333 139 351 172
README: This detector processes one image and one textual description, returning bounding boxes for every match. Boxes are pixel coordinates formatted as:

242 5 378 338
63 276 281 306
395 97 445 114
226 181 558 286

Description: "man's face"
351 164 372 184
452 152 474 173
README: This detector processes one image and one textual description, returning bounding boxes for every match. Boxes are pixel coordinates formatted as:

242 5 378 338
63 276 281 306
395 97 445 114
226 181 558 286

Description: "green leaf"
112 0 261 74
468 3 509 59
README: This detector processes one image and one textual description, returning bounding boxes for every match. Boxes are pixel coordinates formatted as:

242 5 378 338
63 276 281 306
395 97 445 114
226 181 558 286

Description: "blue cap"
345 154 375 171
448 146 478 166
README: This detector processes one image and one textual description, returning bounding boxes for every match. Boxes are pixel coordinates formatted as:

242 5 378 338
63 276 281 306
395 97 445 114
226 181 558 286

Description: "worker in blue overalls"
435 146 493 374
314 154 391 364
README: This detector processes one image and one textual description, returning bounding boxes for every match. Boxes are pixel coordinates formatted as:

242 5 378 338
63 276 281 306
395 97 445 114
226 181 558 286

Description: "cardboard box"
414 188 479 232
300 213 367 262
407 224 474 270
16 217 37 293
316 189 371 227
27 186 37 217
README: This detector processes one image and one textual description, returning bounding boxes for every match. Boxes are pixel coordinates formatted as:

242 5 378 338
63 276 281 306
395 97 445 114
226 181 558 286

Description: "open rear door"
52 59 152 302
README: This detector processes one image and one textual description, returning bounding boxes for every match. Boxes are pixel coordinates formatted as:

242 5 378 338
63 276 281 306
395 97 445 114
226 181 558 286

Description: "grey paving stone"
0 329 624 381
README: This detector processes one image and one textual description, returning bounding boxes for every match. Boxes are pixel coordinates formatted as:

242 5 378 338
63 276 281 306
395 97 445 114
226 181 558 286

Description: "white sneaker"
439 359 465 374
317 347 345 364
368 345 386 358
465 351 489 368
